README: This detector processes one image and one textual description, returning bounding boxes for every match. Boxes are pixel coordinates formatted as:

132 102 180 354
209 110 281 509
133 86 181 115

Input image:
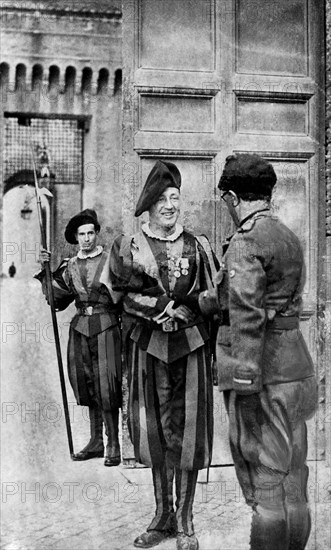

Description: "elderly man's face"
149 187 181 230
76 223 98 253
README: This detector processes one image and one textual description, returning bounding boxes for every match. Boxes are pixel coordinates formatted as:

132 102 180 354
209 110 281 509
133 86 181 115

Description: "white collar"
77 245 103 259
142 223 184 242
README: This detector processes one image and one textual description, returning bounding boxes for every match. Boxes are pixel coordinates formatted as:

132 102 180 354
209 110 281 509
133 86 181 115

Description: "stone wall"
325 0 331 466
0 1 122 266
327 1 331 236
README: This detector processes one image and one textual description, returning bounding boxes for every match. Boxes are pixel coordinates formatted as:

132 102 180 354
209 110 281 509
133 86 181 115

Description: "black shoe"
134 530 174 548
104 455 121 467
176 533 199 550
72 449 104 461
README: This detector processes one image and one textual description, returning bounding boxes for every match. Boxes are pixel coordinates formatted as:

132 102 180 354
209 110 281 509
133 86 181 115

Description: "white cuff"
152 300 175 324
233 378 253 385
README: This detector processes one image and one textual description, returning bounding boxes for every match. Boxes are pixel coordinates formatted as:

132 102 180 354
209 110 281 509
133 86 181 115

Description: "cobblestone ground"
1 278 330 550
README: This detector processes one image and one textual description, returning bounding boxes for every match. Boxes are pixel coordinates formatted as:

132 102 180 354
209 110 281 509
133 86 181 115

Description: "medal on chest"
173 257 189 278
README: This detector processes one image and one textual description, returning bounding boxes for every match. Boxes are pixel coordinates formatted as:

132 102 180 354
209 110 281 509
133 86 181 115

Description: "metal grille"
4 116 83 184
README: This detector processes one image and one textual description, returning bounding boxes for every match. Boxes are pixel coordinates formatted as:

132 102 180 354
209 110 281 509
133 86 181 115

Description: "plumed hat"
64 209 100 244
218 154 277 200
135 160 181 217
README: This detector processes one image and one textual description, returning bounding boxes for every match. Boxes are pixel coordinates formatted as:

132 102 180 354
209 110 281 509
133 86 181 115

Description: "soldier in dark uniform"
37 209 122 467
110 161 218 550
199 154 317 550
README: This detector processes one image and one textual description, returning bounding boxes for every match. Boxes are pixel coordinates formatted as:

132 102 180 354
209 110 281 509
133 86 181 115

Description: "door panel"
122 0 325 464
237 0 307 75
138 0 215 71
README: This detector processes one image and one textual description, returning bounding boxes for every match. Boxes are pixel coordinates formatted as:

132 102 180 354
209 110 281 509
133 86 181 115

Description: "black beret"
218 154 277 200
135 160 181 217
64 209 100 244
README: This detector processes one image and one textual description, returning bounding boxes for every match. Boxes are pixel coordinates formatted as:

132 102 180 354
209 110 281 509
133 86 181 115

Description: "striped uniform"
111 224 218 535
39 246 122 411
111 225 217 469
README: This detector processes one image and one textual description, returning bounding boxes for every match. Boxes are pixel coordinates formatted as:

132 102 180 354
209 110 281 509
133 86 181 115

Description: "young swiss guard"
110 160 219 550
199 154 317 550
37 209 122 467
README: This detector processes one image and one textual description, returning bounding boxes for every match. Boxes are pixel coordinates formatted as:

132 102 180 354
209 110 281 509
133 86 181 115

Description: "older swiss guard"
110 161 218 550
37 209 122 467
199 154 317 550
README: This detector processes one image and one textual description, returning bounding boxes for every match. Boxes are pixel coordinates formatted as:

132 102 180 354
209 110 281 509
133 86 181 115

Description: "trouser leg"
133 461 175 548
102 409 120 459
285 422 311 550
83 406 104 451
285 466 311 550
148 461 175 532
250 474 289 550
175 469 198 536
227 382 315 550
72 406 104 460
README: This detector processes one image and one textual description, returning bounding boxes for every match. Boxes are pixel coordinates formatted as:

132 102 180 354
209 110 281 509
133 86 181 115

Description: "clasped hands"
153 300 195 326
166 303 195 324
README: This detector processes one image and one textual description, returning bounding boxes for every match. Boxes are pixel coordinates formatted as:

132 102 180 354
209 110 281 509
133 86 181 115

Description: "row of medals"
171 257 189 278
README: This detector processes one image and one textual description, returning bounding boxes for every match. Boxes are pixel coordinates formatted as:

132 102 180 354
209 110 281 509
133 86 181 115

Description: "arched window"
49 65 60 92
114 68 122 95
97 68 109 94
64 66 76 97
81 67 92 94
0 62 9 88
15 63 26 91
32 64 43 90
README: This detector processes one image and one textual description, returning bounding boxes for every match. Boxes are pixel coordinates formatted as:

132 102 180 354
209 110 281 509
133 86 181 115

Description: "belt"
76 305 115 317
267 315 299 330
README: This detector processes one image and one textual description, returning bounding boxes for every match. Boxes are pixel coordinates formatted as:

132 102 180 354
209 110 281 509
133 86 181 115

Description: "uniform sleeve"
182 235 220 314
109 234 134 290
34 260 75 311
109 234 173 320
226 234 267 394
198 267 228 316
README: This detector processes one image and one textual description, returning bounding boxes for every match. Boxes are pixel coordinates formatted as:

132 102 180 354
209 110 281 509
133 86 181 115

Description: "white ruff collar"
142 223 184 242
77 245 103 259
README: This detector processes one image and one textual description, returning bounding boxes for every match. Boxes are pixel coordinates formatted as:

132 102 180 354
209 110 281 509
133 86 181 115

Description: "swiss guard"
110 160 219 550
199 154 317 550
37 209 122 467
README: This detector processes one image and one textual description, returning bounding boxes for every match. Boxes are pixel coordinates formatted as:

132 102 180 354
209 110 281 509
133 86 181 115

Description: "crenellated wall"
0 2 122 266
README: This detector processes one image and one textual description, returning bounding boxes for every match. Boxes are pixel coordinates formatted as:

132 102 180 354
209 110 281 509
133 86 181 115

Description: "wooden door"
121 0 325 465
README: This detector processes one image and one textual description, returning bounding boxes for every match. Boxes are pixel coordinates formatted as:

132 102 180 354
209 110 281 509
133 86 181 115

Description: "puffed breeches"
128 341 213 470
67 325 122 411
224 376 317 550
